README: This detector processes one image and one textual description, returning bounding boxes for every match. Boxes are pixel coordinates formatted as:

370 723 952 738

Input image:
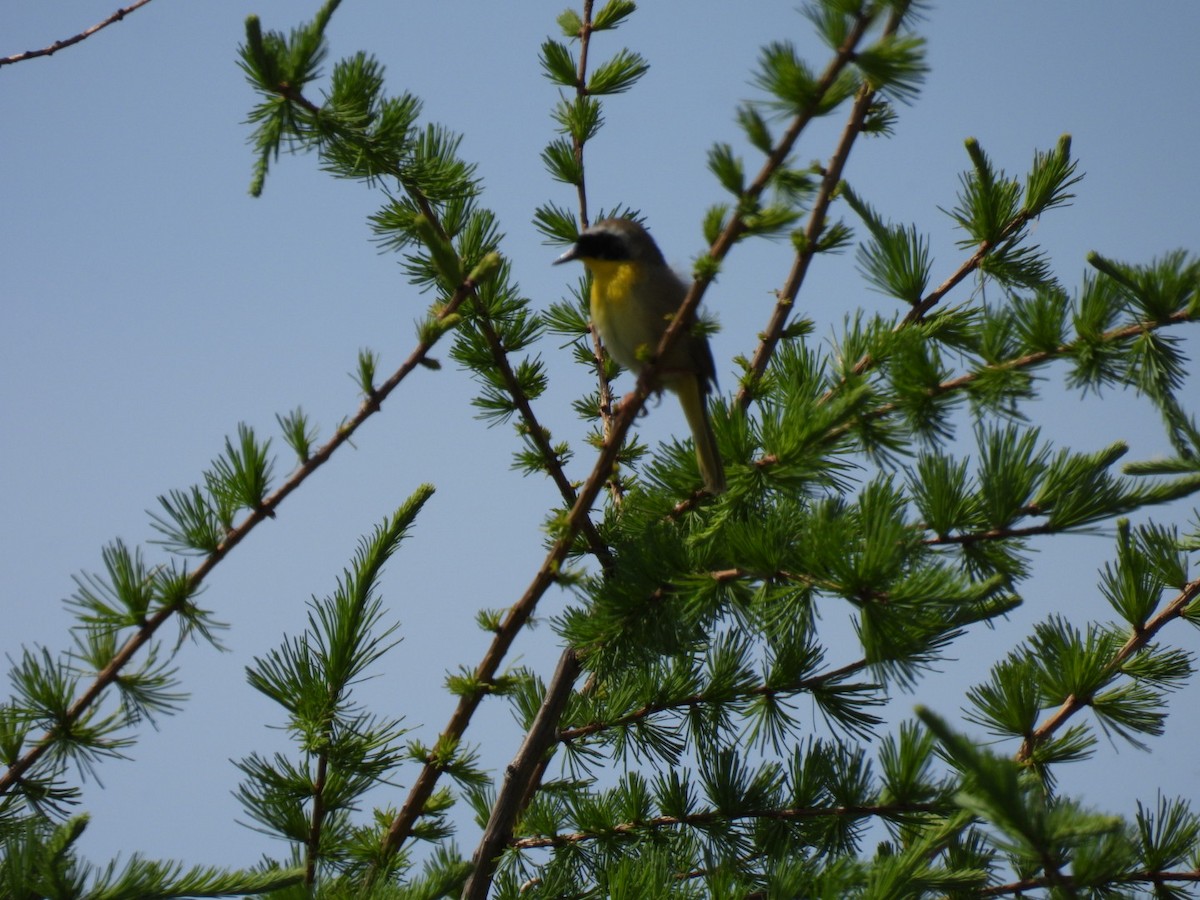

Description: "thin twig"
306 750 329 886
925 522 1059 545
845 212 1034 381
566 0 623 501
572 0 595 229
0 0 156 67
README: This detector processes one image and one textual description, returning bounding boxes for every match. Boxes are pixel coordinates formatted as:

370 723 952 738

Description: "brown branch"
738 86 874 407
816 306 1199 451
725 9 875 254
838 168 1042 385
1017 573 1200 762
736 8 904 409
398 174 604 556
375 366 641 876
724 309 1198 526
473 306 610 560
590 325 624 503
557 657 870 745
572 0 595 229
305 749 329 886
924 521 1059 546
282 81 612 561
1 0 156 67
979 867 1200 897
563 0 623 501
903 231 1004 326
462 648 582 900
0 279 474 799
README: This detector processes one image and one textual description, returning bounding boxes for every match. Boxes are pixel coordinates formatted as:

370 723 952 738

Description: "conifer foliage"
4 1 1200 897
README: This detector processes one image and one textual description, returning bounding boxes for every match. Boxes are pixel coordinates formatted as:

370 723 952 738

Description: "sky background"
3 0 1199 876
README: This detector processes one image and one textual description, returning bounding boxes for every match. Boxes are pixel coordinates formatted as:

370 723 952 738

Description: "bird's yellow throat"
584 259 641 313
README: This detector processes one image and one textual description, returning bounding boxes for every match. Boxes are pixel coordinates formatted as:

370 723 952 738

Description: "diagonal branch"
817 306 1200 450
1 0 157 67
736 7 906 409
1017 573 1200 762
843 207 1039 381
979 867 1200 897
901 221 1019 325
737 85 876 408
463 647 582 900
283 84 612 562
556 657 871 746
924 521 1060 546
0 278 475 798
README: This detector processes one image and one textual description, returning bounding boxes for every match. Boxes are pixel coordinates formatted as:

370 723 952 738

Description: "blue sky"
3 0 1199 874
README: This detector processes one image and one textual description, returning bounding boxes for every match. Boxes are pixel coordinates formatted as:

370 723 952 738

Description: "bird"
555 217 726 494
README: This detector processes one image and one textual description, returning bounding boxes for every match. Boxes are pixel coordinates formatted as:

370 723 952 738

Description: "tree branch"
462 648 581 900
979 867 1200 897
276 82 614 565
736 7 903 408
564 0 623 502
0 279 472 799
1017 573 1200 762
1 0 157 67
306 749 329 886
556 657 871 745
817 306 1200 450
510 799 945 851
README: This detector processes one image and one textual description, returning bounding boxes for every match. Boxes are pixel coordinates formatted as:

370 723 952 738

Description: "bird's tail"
675 378 726 495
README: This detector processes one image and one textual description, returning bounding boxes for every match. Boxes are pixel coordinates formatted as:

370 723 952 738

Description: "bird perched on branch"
555 218 725 494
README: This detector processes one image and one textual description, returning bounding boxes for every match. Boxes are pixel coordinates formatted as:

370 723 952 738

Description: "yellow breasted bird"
555 218 726 494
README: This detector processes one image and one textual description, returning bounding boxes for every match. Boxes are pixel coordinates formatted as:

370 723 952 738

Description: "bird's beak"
553 245 579 265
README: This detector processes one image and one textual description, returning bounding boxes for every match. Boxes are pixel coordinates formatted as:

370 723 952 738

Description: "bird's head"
554 218 666 268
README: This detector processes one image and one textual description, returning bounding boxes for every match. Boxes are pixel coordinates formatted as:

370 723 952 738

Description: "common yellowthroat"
555 218 726 494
